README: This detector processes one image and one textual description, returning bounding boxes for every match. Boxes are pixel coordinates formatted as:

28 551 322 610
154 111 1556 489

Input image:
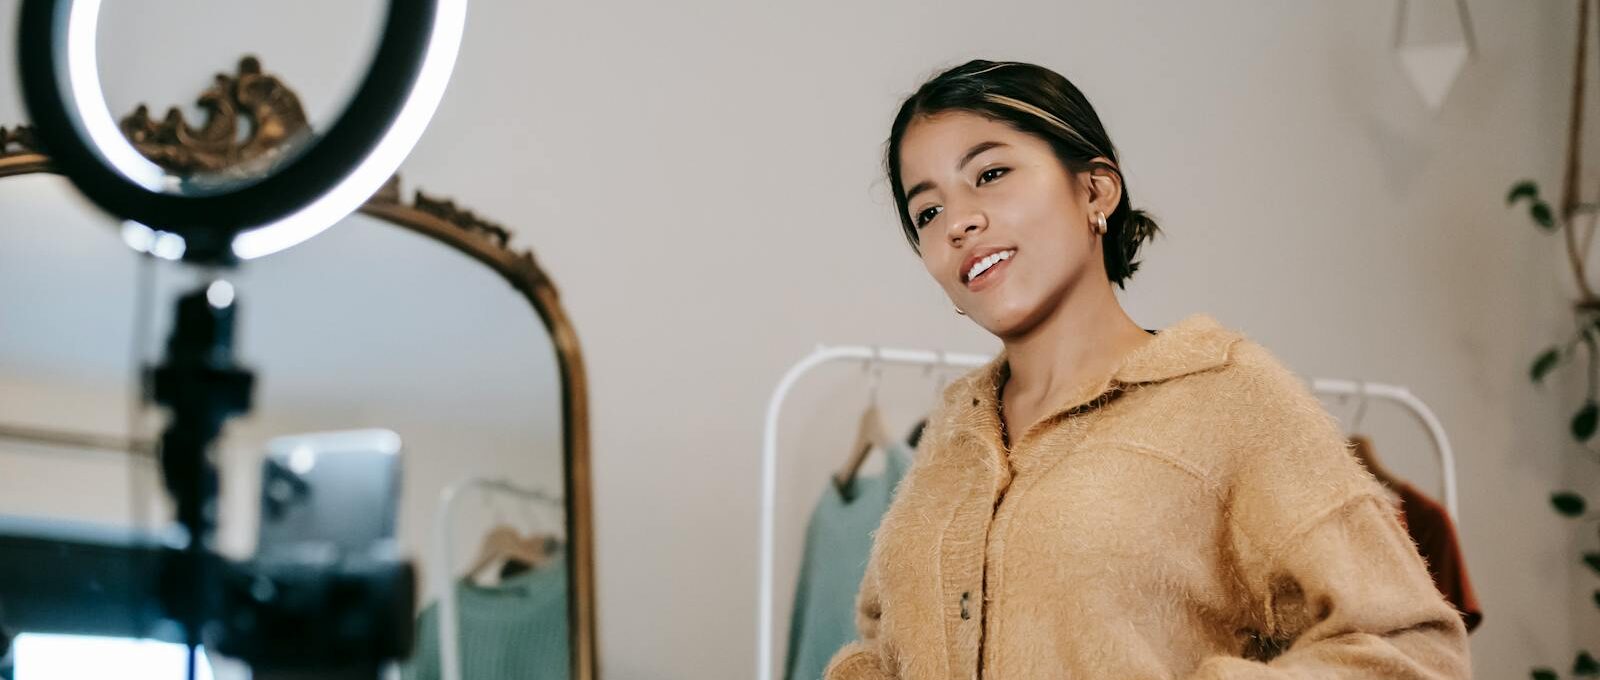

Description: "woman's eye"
978 167 1009 185
915 206 942 228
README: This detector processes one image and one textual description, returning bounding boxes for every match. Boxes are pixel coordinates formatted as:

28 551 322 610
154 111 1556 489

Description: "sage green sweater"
402 559 569 680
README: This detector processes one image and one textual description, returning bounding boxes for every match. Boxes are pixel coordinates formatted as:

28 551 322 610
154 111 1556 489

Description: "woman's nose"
946 205 987 246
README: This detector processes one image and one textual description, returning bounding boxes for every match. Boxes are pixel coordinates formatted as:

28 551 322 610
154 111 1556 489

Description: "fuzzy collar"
948 314 1243 441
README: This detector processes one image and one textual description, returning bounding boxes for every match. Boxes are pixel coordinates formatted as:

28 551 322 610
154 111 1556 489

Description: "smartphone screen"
256 429 402 557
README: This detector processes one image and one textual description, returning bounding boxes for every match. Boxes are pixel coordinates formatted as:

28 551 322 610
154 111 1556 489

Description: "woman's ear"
1084 158 1123 216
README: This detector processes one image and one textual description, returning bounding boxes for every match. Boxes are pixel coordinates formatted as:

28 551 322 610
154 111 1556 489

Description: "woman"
824 60 1470 679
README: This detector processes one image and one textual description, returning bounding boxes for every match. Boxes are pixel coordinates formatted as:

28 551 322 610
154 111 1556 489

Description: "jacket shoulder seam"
1260 490 1386 561
1101 440 1222 493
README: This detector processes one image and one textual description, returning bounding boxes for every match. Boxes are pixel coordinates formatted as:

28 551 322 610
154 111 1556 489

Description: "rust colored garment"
1394 482 1483 633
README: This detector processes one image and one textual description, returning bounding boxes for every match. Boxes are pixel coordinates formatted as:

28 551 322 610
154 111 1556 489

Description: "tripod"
146 280 410 680
149 280 252 680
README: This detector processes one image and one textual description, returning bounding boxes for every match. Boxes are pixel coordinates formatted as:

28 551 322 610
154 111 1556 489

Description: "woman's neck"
999 280 1149 425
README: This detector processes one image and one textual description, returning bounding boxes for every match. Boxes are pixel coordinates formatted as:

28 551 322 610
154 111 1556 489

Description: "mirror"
0 57 595 680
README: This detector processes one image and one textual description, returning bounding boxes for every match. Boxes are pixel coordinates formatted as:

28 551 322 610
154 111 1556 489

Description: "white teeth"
966 250 1015 283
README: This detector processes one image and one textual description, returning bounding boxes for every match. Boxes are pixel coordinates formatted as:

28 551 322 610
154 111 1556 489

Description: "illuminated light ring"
17 0 467 262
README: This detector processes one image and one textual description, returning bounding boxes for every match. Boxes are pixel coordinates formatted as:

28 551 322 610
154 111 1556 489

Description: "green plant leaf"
1575 650 1599 676
1534 201 1558 230
1574 402 1600 441
1509 180 1540 206
1534 668 1560 680
1554 492 1588 517
1534 347 1563 383
1586 553 1600 576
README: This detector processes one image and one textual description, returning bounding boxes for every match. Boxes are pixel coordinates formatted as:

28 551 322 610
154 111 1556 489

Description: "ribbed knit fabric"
785 443 912 680
402 559 569 680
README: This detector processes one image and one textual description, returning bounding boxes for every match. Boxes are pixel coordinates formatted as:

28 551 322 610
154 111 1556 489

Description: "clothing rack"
756 344 992 680
431 476 563 680
755 345 1460 680
1310 378 1458 518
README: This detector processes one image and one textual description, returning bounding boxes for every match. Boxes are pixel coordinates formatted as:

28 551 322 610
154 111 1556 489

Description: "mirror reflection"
0 172 572 679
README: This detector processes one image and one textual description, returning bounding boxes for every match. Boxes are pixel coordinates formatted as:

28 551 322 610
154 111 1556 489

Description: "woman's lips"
963 248 1015 291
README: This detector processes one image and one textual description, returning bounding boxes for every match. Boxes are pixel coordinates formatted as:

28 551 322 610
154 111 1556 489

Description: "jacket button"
960 591 971 620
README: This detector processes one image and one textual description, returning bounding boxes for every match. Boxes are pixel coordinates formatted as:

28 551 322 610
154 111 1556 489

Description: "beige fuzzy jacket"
825 314 1470 679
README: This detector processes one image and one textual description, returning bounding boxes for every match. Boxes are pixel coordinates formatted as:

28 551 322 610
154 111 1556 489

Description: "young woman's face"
898 111 1110 339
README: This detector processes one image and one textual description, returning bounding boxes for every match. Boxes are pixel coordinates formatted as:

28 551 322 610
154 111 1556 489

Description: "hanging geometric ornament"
1392 0 1478 111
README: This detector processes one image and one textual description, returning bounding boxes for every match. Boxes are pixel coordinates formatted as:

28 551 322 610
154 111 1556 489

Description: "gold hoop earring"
955 306 967 316
1093 211 1108 236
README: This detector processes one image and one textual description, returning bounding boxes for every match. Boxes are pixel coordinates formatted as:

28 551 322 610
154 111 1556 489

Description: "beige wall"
0 1 1589 678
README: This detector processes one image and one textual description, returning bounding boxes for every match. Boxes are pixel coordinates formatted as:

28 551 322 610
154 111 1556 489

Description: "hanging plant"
1521 1 1600 677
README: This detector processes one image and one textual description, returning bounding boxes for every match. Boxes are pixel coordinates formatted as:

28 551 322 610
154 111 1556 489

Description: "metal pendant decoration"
1392 0 1477 111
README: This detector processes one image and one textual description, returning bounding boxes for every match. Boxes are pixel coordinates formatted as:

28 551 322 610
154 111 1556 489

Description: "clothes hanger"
930 350 951 404
833 349 896 501
904 351 950 450
499 490 566 579
465 525 555 583
1346 383 1403 490
515 488 566 556
464 486 558 583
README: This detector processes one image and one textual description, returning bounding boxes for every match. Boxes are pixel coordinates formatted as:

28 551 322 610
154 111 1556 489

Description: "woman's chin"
971 303 1045 340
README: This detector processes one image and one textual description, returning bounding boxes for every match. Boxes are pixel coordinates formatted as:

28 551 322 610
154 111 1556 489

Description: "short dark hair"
886 59 1160 288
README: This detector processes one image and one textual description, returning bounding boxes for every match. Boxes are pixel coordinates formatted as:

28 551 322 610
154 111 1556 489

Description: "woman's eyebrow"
905 141 1010 205
957 141 1007 170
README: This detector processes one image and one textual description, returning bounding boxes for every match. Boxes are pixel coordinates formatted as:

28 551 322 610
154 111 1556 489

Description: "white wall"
0 1 1589 678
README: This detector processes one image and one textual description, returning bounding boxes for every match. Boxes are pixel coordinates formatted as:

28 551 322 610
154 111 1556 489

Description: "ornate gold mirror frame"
0 56 598 680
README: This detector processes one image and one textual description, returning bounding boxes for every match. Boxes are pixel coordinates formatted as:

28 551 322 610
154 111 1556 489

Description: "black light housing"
17 0 466 264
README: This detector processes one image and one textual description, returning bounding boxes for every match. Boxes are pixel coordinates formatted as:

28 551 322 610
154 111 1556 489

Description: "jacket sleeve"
1190 358 1470 679
823 531 895 680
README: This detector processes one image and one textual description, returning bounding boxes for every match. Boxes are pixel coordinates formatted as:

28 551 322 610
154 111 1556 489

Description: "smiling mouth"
964 249 1016 286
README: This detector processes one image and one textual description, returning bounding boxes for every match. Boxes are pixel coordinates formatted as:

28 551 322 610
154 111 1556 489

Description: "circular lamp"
17 0 467 263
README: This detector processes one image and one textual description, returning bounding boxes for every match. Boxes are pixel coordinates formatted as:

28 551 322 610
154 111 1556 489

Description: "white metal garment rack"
756 344 993 680
754 346 1460 680
1310 378 1459 518
432 476 563 680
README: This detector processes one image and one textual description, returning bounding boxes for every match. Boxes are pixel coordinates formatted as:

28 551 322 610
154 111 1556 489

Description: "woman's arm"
1191 356 1470 679
1192 493 1470 679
